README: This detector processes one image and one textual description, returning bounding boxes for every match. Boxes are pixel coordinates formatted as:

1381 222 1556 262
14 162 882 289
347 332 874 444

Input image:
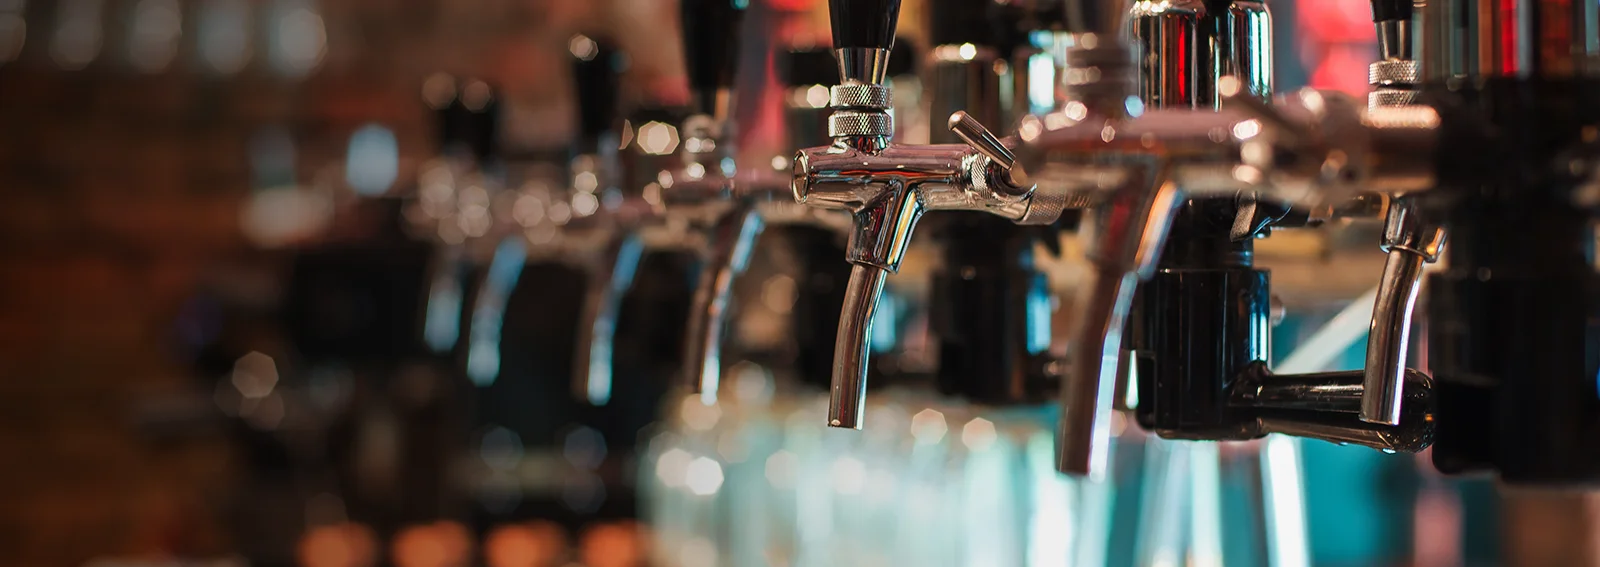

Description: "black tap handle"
467 81 501 163
432 77 466 152
1056 0 1120 35
570 34 622 150
431 78 499 163
830 0 902 49
1370 0 1411 21
681 0 747 115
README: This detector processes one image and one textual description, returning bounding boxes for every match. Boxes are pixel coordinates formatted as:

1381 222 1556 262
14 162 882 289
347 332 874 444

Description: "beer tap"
666 0 771 404
560 35 647 406
1116 0 1442 475
1359 0 1446 427
681 39 871 403
993 0 1443 478
791 0 1059 430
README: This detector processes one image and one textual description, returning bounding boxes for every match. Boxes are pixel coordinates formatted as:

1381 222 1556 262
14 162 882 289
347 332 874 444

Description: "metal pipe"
1240 369 1436 453
1422 0 1600 82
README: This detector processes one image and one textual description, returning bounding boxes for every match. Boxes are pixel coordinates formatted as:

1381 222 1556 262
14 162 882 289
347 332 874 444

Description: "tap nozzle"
573 232 645 405
1360 198 1444 425
683 205 764 403
1058 176 1183 478
829 264 888 428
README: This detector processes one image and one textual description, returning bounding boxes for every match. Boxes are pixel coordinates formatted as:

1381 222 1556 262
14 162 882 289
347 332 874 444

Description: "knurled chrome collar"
827 110 894 138
1369 89 1420 108
1369 60 1420 88
829 84 892 110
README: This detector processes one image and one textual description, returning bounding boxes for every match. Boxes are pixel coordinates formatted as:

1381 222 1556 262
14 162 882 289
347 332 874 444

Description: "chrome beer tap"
790 0 1061 430
662 0 775 403
554 35 648 406
1358 0 1447 427
570 1 762 406
1000 0 1443 478
681 41 863 403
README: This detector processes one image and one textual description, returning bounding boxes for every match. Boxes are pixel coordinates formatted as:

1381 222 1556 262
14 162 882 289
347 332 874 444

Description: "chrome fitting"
828 110 895 138
830 84 893 110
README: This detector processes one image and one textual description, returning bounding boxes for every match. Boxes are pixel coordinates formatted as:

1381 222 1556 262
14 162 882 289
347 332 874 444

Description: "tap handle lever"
569 35 622 151
681 0 748 117
948 111 1033 196
830 0 902 49
948 111 1015 170
830 0 902 85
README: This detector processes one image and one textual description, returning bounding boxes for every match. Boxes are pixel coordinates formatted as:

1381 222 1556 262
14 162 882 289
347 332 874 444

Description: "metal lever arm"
949 111 1031 194
950 110 1016 169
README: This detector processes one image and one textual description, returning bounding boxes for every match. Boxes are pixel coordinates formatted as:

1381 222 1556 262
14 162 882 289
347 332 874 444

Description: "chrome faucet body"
792 77 1047 427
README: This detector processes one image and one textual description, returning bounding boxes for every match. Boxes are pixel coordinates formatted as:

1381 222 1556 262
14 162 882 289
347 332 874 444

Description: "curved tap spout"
830 264 888 428
572 231 645 405
463 237 528 385
1059 173 1183 479
683 205 765 403
1360 198 1444 425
